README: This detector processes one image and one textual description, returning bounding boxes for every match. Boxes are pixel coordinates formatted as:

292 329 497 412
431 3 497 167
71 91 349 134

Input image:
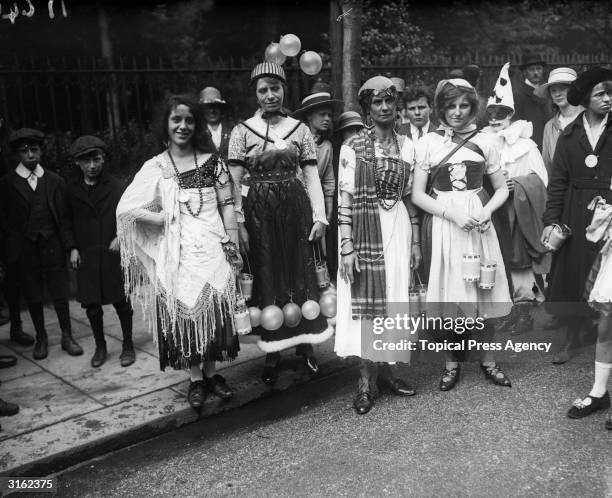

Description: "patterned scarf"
349 129 387 317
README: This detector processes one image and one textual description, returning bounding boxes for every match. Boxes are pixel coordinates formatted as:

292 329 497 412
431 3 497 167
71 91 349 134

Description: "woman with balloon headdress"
228 61 333 385
411 77 513 392
335 76 420 415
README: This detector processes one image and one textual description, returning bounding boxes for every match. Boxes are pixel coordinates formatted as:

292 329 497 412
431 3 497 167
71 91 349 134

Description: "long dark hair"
151 94 214 155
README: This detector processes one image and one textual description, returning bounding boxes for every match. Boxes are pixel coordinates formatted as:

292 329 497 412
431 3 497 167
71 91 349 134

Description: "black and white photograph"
0 0 611 496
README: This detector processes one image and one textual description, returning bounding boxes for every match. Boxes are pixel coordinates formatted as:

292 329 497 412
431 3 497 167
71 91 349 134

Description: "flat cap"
69 135 107 158
9 128 44 145
567 67 612 106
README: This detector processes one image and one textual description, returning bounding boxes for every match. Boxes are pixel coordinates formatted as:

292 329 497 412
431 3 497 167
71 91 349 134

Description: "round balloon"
321 285 337 296
299 51 323 76
248 306 262 328
264 42 287 65
283 302 302 328
301 300 320 320
319 293 337 318
279 34 301 57
260 305 284 331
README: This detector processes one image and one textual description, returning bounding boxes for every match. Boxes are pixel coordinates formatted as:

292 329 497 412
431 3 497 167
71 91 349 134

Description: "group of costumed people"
113 58 612 432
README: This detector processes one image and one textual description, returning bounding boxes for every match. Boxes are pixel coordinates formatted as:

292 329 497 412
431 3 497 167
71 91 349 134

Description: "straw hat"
292 92 343 120
533 67 578 99
336 111 364 132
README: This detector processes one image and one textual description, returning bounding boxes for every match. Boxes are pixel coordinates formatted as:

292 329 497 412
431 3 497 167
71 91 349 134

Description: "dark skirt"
245 177 331 353
157 300 239 371
546 184 611 317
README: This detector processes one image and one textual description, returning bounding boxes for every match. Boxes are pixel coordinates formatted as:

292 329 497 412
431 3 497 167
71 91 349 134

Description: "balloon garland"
263 33 324 77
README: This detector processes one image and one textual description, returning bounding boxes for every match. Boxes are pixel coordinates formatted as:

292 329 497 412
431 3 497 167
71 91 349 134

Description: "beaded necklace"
368 129 405 211
167 148 204 217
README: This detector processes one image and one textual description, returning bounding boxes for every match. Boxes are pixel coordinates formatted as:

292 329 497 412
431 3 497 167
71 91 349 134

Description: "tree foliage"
360 0 440 64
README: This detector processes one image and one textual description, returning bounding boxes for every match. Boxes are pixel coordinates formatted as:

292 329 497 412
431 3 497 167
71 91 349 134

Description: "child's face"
17 141 42 169
308 107 333 133
76 150 105 180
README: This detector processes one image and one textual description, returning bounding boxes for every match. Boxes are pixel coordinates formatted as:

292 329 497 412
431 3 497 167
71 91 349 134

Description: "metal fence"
1 53 610 178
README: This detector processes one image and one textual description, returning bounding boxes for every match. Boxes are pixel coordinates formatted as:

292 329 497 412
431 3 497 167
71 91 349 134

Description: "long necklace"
167 148 204 217
369 129 405 211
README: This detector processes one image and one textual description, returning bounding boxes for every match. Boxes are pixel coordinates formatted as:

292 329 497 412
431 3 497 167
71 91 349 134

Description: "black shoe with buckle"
0 398 19 417
187 380 207 409
10 328 35 347
567 391 610 419
480 364 512 387
439 366 460 391
206 374 233 400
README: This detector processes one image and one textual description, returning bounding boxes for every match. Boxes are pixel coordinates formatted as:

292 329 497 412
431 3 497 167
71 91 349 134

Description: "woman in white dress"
411 78 513 392
117 94 242 409
335 76 421 415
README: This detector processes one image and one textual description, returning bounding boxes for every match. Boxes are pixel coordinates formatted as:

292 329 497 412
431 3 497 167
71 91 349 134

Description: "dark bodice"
249 148 299 182
432 160 486 191
177 155 222 188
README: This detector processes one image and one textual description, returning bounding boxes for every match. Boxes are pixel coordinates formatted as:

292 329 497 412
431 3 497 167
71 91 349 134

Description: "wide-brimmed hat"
69 136 107 158
533 67 578 99
250 62 286 85
335 111 364 132
567 67 612 106
519 51 547 70
292 92 343 120
199 86 228 107
390 77 406 93
9 128 44 146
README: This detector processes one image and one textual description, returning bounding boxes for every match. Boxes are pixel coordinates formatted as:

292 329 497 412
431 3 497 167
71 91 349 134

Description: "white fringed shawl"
116 154 237 356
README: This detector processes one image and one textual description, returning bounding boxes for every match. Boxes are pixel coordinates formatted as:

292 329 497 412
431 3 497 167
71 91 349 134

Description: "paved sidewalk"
0 304 343 476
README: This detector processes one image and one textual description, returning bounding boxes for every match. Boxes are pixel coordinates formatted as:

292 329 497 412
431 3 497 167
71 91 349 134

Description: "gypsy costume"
334 128 414 362
228 110 333 352
415 128 512 318
584 197 612 312
116 152 239 370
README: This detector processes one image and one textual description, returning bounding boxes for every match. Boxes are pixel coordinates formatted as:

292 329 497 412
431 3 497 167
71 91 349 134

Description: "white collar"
524 78 538 89
410 121 430 137
583 113 609 150
16 163 44 179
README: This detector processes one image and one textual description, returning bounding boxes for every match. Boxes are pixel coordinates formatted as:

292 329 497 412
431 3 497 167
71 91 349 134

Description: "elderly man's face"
524 64 544 86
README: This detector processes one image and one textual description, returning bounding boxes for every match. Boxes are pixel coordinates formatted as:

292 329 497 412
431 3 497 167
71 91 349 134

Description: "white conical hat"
487 62 514 111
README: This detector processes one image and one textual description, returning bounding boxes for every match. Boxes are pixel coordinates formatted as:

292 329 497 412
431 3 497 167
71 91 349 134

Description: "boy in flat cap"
0 128 82 360
66 136 135 368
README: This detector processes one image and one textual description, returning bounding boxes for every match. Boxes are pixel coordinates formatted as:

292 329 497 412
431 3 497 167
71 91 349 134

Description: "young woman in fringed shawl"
411 78 513 392
227 62 333 385
116 94 242 409
335 76 421 415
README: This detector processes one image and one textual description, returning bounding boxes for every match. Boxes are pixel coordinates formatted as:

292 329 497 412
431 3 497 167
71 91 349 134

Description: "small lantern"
478 260 497 290
543 224 572 252
408 288 420 317
462 253 481 282
415 283 428 314
315 261 331 289
234 302 252 335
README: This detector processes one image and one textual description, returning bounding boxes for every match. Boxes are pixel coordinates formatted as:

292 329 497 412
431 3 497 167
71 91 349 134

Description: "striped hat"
250 62 286 85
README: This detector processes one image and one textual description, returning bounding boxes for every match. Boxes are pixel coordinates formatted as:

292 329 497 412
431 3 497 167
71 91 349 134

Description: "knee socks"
589 361 612 398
